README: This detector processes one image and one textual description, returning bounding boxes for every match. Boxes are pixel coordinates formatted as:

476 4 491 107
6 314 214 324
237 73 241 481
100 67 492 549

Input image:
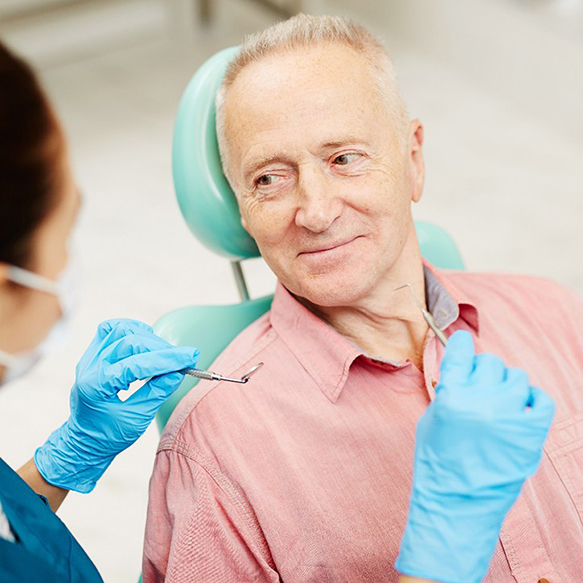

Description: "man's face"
224 44 424 307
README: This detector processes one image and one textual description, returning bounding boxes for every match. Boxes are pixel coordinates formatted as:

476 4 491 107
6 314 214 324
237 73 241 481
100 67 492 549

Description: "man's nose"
294 165 342 233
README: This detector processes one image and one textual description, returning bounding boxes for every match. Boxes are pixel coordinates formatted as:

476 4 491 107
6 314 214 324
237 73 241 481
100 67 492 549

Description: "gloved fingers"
471 353 507 388
502 367 531 411
126 371 185 408
97 319 154 351
438 330 475 388
102 331 172 364
105 346 199 388
78 319 154 369
97 318 153 339
525 386 556 429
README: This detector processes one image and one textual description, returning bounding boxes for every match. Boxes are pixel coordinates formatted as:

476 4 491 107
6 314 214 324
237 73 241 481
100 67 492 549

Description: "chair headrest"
173 46 260 260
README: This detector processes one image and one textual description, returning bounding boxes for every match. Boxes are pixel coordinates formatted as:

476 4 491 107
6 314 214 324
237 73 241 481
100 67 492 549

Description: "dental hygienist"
0 44 199 581
0 41 556 583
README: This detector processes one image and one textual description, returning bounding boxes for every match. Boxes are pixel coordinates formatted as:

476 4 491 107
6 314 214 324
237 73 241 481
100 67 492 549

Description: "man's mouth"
298 236 362 256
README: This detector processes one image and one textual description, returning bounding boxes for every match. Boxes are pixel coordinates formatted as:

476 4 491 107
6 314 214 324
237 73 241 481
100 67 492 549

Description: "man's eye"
256 175 277 186
333 153 361 166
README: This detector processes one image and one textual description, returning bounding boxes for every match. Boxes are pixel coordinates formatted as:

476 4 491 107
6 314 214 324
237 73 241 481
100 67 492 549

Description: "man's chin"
289 273 370 308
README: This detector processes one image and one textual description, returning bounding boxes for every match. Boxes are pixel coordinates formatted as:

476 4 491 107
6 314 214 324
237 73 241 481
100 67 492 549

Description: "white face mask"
0 261 79 387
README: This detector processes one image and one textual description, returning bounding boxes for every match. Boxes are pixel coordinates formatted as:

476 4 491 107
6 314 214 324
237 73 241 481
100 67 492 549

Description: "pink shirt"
143 264 583 583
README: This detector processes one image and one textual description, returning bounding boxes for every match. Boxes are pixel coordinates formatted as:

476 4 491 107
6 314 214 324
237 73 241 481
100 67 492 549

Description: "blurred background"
0 0 582 580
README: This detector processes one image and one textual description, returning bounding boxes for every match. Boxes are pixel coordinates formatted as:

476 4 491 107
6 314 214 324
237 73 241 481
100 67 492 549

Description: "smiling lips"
299 236 361 256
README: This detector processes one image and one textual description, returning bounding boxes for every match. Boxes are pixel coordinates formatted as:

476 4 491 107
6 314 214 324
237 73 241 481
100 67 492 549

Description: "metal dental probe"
392 283 448 346
182 362 264 384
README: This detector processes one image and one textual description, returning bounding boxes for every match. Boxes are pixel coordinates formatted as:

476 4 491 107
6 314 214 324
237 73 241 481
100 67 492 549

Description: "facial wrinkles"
237 115 397 201
260 170 400 275
226 45 416 301
229 48 391 178
239 130 405 255
239 113 358 190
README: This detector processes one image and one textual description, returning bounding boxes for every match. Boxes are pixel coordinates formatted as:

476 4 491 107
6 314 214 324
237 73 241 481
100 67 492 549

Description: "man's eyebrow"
243 154 291 181
320 136 365 149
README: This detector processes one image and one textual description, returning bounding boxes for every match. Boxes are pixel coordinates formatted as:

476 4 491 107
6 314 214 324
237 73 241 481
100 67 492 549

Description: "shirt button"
538 579 550 583
431 380 437 388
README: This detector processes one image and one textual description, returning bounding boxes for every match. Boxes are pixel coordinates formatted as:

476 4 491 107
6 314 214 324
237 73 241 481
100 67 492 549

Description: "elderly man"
143 14 582 583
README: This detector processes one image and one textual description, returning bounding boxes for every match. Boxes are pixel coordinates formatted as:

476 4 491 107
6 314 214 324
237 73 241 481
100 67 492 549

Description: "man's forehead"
221 44 399 185
226 44 378 114
226 52 384 135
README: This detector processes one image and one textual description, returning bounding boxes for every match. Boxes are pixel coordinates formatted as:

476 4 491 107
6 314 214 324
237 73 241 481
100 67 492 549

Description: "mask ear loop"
5 264 74 352
0 265 76 388
6 265 59 296
6 262 79 320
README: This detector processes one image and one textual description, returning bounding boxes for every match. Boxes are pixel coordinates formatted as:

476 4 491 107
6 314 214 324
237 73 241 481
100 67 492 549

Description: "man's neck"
301 248 429 369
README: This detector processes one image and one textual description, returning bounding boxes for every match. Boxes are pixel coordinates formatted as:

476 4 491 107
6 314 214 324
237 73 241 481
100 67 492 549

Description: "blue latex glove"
34 319 199 493
395 330 555 583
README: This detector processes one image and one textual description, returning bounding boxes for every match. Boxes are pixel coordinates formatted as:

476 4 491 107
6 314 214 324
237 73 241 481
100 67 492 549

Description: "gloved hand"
395 330 555 583
34 319 199 493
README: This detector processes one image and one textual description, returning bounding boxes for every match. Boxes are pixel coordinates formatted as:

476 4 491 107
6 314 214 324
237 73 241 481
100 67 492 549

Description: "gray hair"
215 13 409 189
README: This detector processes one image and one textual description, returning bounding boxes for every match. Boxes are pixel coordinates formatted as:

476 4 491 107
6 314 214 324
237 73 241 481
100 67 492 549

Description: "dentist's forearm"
399 576 436 583
17 457 69 512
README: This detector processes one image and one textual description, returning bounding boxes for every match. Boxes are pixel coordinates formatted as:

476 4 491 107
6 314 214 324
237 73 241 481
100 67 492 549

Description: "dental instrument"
393 284 448 346
182 362 264 384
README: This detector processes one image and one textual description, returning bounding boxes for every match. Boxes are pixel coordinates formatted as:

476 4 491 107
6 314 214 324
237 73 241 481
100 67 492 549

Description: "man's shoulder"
157 309 289 452
445 270 582 351
445 269 580 310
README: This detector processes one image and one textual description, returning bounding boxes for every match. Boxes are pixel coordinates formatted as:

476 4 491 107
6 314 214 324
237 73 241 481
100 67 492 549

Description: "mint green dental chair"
153 47 466 431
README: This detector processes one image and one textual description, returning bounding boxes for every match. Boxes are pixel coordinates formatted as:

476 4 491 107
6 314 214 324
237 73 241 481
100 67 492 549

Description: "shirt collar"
269 283 362 403
269 262 480 403
422 260 480 333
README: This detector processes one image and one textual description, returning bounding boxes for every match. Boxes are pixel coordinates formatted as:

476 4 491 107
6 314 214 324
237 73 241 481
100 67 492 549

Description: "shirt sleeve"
142 447 279 583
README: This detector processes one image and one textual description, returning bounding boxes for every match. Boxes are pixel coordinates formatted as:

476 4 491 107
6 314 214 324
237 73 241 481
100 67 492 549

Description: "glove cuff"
395 493 509 583
34 420 114 494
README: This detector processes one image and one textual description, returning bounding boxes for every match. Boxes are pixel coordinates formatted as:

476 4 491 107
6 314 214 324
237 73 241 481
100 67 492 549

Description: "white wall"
333 0 583 144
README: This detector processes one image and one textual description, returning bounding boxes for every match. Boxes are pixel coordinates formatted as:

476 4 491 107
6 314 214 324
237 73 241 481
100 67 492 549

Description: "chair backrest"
154 47 466 430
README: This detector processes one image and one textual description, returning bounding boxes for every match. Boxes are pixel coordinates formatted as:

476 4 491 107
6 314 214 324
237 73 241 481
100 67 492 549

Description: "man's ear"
408 119 425 204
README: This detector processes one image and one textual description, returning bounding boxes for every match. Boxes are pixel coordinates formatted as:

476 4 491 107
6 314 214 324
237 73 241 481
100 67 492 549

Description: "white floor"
0 0 582 581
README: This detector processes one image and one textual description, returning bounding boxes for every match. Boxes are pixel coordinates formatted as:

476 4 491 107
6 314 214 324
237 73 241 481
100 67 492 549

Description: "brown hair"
0 42 65 269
